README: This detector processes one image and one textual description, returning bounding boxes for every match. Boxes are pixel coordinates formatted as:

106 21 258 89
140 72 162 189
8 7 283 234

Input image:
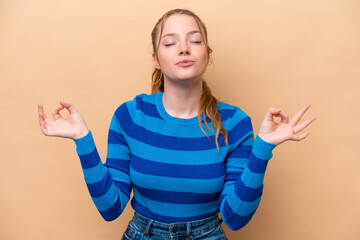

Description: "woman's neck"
162 78 203 119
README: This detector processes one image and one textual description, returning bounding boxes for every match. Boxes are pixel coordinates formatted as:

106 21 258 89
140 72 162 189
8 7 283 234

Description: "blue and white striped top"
74 92 276 230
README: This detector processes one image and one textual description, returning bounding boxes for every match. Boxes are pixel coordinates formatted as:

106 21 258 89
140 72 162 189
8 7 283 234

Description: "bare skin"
38 100 315 146
38 101 89 139
38 14 316 145
257 104 316 145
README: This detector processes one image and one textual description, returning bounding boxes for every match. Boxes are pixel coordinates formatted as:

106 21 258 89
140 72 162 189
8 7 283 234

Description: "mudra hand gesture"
38 101 89 139
258 104 316 146
38 101 315 145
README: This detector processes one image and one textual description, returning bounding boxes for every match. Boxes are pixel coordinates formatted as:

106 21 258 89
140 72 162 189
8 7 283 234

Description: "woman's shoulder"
133 92 160 103
113 92 159 115
218 100 250 120
218 101 253 134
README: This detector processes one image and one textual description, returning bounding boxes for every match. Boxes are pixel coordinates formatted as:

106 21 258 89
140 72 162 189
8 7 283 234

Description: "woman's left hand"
257 104 316 146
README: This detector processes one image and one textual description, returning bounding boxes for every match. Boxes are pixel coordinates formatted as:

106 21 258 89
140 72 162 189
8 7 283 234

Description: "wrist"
74 128 89 139
73 131 95 156
257 133 274 145
253 135 277 160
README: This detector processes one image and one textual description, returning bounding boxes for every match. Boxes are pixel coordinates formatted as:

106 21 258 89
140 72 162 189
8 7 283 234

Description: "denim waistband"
131 212 223 238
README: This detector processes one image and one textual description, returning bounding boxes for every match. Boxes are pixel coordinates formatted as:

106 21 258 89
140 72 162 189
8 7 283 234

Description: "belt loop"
143 219 153 236
187 222 192 237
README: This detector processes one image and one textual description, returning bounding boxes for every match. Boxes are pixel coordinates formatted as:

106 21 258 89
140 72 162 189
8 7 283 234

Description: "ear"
152 53 161 69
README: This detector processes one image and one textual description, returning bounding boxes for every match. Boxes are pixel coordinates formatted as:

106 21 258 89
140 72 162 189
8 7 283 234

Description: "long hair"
150 9 228 149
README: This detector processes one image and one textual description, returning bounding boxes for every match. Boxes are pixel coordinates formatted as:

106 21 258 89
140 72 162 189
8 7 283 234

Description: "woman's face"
153 14 209 84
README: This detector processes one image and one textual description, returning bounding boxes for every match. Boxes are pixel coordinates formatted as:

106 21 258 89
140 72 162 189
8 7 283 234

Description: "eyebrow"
161 30 202 39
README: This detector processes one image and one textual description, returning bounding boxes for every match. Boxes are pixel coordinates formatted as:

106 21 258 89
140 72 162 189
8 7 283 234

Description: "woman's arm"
219 104 315 230
38 101 132 221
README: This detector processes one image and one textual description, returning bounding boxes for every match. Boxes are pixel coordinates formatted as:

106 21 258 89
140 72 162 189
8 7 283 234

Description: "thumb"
264 107 281 121
59 101 77 114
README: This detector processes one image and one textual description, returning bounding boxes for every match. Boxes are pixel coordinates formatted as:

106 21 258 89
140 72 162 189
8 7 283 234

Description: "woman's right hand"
38 101 89 139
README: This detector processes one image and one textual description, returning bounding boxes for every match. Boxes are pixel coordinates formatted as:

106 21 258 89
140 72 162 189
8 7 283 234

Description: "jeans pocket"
122 221 140 240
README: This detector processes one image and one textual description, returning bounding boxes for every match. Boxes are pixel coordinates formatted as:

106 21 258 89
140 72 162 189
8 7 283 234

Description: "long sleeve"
218 110 276 230
73 106 132 221
73 93 276 226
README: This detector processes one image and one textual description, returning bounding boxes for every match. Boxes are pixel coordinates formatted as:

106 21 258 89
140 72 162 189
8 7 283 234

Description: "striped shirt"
74 92 276 230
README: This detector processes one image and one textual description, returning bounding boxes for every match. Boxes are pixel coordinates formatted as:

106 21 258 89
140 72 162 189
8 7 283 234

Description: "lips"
176 60 195 67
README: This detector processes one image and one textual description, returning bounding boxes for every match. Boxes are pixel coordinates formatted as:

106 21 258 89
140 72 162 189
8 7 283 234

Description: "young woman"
38 9 315 240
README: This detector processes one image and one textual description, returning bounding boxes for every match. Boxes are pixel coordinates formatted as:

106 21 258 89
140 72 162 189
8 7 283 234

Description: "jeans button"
171 226 178 233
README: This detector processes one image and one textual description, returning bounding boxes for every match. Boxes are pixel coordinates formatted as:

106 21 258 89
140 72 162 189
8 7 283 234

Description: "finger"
38 104 48 129
265 108 289 124
38 104 44 120
38 110 49 135
290 104 311 125
292 132 310 141
293 116 316 134
264 107 281 121
277 112 289 124
60 101 77 114
52 105 64 120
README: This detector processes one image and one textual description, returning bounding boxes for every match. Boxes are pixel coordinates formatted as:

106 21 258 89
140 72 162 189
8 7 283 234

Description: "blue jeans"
121 212 228 240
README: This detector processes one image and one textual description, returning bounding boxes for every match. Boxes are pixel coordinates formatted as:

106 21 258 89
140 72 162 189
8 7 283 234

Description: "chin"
174 76 203 83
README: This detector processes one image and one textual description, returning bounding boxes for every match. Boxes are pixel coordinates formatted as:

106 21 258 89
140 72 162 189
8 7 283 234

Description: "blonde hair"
151 9 228 149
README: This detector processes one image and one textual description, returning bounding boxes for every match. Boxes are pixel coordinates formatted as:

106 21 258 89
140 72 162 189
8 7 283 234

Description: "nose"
179 43 190 56
179 49 190 55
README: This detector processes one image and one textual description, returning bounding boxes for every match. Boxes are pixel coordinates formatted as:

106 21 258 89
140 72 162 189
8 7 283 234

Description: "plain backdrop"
1 0 359 239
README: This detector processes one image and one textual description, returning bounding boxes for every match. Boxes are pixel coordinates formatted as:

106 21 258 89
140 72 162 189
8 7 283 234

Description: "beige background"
1 0 359 239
